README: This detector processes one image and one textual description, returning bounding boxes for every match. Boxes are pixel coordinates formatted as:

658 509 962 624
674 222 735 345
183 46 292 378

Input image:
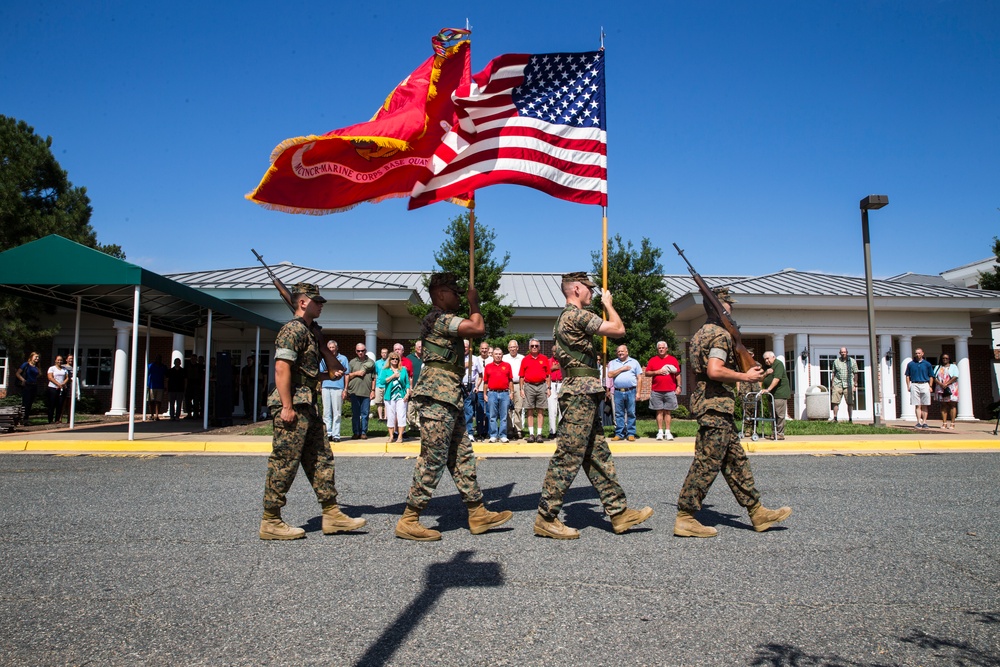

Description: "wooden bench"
0 405 25 433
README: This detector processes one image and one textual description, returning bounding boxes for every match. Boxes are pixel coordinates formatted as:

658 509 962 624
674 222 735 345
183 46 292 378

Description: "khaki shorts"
373 386 385 405
522 382 548 409
147 388 165 402
909 382 931 406
830 383 854 406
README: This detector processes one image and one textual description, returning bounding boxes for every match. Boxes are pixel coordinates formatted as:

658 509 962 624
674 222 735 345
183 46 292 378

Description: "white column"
171 334 185 366
879 334 895 422
955 335 974 421
898 335 915 422
70 296 82 429
771 332 787 365
677 337 688 395
794 333 808 419
107 321 131 416
364 329 378 361
127 285 141 441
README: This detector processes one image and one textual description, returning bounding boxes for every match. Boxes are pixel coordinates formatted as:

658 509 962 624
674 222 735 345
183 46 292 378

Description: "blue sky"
3 1 998 280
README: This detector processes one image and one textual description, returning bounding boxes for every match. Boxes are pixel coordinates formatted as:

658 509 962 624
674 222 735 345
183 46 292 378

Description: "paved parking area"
0 453 997 665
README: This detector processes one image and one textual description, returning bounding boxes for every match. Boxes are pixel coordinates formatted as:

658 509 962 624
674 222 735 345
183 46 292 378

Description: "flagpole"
467 196 476 380
602 204 608 378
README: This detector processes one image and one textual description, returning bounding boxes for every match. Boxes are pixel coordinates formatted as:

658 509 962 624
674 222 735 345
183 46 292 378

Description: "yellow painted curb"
0 441 28 451
24 440 207 452
332 442 390 455
210 442 272 454
743 439 1000 452
385 443 420 455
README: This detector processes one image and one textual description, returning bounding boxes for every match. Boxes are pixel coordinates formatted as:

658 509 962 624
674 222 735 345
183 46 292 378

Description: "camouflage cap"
428 272 460 291
712 286 737 304
561 271 597 288
291 282 327 303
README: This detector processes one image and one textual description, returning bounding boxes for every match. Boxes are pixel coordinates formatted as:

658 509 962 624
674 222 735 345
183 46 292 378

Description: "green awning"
0 235 282 335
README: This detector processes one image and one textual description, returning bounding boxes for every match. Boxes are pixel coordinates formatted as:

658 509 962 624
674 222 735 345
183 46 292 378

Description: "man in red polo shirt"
519 338 551 442
645 340 681 441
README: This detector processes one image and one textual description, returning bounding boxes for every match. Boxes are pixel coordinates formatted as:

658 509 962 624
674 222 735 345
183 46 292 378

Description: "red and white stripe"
409 53 607 209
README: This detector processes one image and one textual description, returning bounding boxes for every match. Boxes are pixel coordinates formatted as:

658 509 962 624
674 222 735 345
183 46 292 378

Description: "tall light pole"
861 195 888 425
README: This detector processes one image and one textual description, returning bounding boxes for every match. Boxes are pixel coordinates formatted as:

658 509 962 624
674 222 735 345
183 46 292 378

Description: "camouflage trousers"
263 403 337 511
405 398 483 511
538 392 627 521
677 411 760 513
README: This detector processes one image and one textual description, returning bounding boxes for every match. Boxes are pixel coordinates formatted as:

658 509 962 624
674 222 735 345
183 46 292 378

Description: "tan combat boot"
673 510 718 538
533 514 580 540
466 502 514 535
395 506 442 541
259 509 306 541
321 503 366 534
749 503 792 532
610 506 654 534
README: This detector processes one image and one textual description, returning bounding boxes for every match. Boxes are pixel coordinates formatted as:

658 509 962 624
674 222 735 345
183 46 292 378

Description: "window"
0 345 7 388
84 348 114 387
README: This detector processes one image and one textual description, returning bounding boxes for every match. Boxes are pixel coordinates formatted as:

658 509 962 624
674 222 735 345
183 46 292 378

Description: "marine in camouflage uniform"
259 282 365 540
674 287 792 538
534 272 653 540
395 273 512 541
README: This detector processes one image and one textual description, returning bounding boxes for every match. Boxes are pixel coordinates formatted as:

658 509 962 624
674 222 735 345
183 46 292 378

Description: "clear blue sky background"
3 1 998 280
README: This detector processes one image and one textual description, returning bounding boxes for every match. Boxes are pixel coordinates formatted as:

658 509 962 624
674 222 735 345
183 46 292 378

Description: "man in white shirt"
502 340 524 440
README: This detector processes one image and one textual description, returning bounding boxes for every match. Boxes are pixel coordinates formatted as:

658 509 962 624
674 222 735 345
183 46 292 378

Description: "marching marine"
674 287 791 537
395 273 513 541
259 282 366 540
534 272 653 539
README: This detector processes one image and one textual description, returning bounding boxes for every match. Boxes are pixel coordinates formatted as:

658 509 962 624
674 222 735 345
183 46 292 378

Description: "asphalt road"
0 452 997 666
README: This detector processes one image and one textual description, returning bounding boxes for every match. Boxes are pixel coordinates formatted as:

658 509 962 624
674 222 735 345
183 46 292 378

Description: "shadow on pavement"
353 550 504 667
750 626 1000 667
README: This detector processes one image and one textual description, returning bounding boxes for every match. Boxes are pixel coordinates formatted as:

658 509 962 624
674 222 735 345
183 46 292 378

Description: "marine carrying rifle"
252 249 345 377
673 243 759 373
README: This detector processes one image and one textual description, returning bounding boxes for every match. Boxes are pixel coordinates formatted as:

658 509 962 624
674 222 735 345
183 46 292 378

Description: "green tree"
408 212 515 340
590 235 677 364
978 236 1000 291
0 115 124 355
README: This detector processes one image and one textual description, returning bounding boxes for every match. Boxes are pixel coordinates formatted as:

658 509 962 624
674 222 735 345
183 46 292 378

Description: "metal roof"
0 235 282 335
169 264 430 301
718 269 1000 299
885 272 954 287
164 264 1000 313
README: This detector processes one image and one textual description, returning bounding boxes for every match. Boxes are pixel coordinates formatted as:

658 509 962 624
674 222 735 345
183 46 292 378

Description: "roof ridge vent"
780 267 796 272
278 261 292 266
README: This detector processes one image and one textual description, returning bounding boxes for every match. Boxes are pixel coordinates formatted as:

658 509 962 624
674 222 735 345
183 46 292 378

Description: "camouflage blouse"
689 322 738 417
411 312 463 410
268 318 320 409
552 304 603 396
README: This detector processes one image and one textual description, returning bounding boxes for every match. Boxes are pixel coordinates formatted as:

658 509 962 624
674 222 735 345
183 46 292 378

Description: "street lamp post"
861 194 888 426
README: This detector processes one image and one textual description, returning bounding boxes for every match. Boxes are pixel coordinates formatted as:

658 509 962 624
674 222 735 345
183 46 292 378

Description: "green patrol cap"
712 286 737 304
561 272 597 288
429 272 459 291
291 282 327 303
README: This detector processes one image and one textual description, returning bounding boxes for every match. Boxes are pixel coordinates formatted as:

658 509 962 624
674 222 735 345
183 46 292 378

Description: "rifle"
252 249 346 377
673 243 758 373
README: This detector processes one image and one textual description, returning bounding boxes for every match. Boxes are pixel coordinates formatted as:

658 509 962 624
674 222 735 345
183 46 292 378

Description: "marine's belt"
424 360 463 375
563 367 600 378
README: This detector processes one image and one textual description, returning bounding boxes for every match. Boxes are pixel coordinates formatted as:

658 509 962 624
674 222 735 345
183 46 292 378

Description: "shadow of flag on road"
354 550 505 667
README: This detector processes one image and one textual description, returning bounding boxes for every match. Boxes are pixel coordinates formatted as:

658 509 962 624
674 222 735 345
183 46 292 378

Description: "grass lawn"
243 416 911 438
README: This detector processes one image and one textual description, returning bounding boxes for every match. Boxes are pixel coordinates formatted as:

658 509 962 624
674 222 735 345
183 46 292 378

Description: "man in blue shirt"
905 348 934 429
607 344 643 441
319 340 350 442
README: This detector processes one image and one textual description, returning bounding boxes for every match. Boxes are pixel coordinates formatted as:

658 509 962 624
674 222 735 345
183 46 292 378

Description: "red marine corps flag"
409 50 607 209
246 30 470 215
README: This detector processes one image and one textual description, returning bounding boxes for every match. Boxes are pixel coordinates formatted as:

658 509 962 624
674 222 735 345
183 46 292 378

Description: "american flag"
408 50 607 209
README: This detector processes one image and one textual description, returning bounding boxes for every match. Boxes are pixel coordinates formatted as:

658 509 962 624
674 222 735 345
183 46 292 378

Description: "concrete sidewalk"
1 416 998 455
